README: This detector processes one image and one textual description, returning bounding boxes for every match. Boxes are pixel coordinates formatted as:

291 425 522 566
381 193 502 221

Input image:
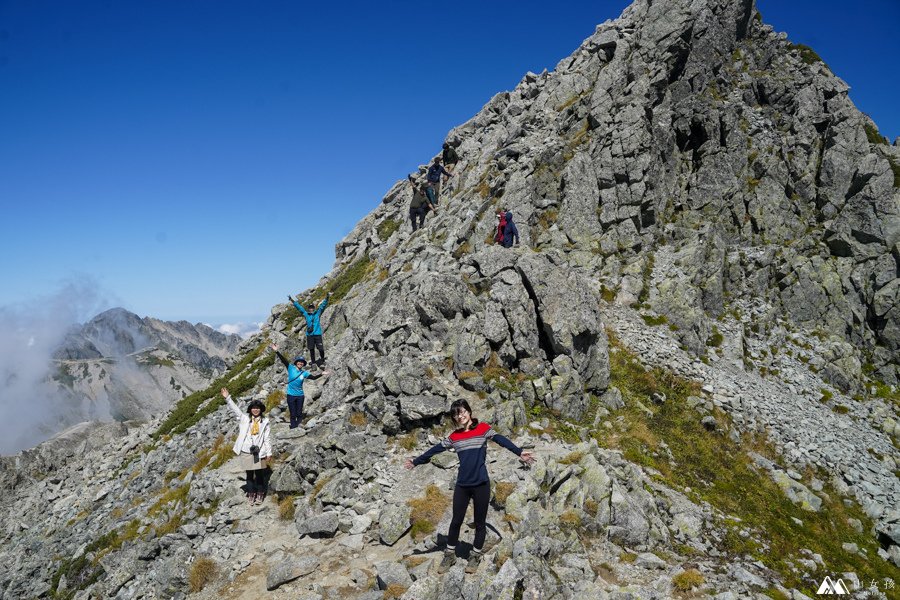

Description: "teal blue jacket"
292 296 329 336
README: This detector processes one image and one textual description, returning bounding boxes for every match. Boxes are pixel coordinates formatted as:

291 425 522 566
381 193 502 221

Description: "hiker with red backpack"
494 209 507 244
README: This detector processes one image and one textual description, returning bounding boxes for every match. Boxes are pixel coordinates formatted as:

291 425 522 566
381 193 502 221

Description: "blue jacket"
426 163 450 183
293 296 329 336
286 364 311 396
502 211 519 247
275 350 312 395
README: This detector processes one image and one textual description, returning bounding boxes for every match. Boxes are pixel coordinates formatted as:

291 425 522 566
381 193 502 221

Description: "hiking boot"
437 549 457 574
465 550 483 574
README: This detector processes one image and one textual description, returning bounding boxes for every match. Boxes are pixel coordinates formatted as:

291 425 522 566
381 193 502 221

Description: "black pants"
448 482 490 550
246 469 266 494
410 206 426 231
306 334 324 364
287 394 305 428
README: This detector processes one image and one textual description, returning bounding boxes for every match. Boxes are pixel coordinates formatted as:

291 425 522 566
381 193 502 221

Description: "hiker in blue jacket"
502 211 519 248
270 343 328 428
425 157 452 205
288 292 330 366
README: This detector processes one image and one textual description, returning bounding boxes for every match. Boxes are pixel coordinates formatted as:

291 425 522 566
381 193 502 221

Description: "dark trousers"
287 394 305 428
448 482 490 550
246 469 266 494
410 206 427 231
306 334 324 364
425 183 439 205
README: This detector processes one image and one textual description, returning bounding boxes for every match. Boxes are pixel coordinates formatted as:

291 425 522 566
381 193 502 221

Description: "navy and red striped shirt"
412 421 522 487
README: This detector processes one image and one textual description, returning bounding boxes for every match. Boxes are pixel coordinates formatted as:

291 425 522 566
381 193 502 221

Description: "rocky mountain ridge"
0 0 898 598
29 308 243 450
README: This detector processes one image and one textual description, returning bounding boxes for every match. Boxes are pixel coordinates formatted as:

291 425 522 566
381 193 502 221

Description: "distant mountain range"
48 307 242 423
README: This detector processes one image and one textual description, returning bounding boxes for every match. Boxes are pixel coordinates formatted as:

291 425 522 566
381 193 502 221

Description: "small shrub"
620 551 638 563
763 589 791 600
819 389 833 403
265 389 285 412
349 411 367 428
707 326 724 347
558 450 585 465
536 208 559 231
408 484 451 539
278 496 296 521
377 218 400 241
148 483 190 517
600 285 616 302
641 314 668 327
188 557 218 593
397 433 418 451
789 42 826 67
493 482 516 506
559 509 581 528
384 584 409 599
833 405 850 414
451 241 472 259
584 498 599 516
864 122 887 145
672 568 705 591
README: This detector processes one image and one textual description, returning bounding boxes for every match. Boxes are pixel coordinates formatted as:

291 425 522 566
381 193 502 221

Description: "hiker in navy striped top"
404 399 534 574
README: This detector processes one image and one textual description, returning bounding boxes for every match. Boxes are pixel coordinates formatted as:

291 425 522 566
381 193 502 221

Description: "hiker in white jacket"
222 387 273 504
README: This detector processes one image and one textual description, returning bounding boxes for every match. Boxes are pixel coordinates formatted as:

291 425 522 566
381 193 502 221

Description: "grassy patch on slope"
155 342 273 438
601 331 900 594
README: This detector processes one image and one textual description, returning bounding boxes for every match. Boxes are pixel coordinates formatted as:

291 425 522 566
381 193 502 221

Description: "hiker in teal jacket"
270 343 327 428
289 292 330 366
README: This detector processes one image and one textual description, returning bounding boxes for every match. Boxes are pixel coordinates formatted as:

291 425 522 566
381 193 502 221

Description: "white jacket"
225 394 273 458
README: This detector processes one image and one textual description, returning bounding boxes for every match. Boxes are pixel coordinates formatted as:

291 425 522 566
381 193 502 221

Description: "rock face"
0 1 898 599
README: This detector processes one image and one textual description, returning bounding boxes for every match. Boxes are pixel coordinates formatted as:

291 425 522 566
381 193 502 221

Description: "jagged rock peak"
332 0 898 385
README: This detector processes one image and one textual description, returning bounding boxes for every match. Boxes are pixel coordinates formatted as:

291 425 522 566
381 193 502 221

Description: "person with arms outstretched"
288 292 330 366
270 343 327 428
404 399 534 574
222 387 272 504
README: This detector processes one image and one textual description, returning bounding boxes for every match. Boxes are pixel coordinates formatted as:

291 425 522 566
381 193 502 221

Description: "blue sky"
1 0 897 329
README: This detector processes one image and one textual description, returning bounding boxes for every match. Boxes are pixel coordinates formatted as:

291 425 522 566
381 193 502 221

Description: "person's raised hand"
403 458 415 470
519 451 535 465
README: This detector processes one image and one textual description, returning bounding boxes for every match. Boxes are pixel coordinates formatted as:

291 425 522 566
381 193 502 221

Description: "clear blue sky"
1 0 897 327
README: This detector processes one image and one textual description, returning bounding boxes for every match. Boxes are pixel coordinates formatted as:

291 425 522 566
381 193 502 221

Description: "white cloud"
217 322 262 339
0 277 111 454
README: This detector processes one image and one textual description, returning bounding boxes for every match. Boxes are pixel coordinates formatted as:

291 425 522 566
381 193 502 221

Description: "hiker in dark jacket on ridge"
408 175 436 231
288 292 330 366
502 211 519 248
425 157 452 205
442 142 459 173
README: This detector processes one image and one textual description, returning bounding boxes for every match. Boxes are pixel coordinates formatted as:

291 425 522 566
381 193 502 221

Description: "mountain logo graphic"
816 576 850 595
